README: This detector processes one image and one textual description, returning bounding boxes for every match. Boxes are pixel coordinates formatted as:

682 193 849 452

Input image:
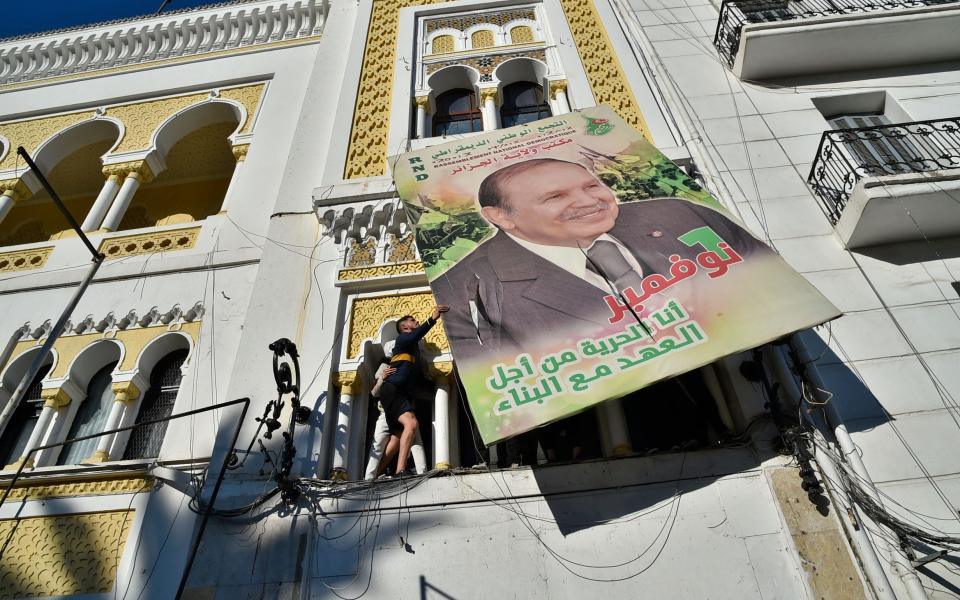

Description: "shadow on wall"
854 235 960 265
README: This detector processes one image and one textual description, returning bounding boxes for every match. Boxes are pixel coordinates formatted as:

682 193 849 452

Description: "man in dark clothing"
378 304 449 474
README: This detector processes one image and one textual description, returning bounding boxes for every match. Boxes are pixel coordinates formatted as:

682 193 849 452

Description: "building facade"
0 0 958 598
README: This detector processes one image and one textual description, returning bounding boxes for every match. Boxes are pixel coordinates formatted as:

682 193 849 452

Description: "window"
828 113 919 174
124 349 187 460
432 34 455 54
57 362 117 465
0 364 51 465
500 82 551 128
433 89 483 136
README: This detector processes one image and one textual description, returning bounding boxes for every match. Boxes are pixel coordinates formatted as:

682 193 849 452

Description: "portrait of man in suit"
432 157 775 363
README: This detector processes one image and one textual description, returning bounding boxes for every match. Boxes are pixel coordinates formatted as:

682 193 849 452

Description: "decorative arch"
31 117 123 174
133 332 192 382
0 346 55 403
151 100 244 161
426 64 481 97
466 26 497 50
494 56 549 88
65 339 123 392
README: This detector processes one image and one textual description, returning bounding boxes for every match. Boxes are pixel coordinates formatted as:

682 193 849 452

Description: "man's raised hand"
432 305 450 320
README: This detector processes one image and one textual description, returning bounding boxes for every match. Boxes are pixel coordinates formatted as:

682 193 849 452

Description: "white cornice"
0 0 326 86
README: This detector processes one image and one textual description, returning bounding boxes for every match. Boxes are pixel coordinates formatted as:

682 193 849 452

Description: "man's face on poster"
481 161 619 247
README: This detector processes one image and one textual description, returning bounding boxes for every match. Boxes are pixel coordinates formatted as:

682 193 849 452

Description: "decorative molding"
102 160 156 183
424 9 537 33
337 261 425 281
344 0 648 179
0 0 325 87
0 111 96 173
334 370 363 394
425 49 547 79
0 246 53 273
99 226 200 259
0 510 135 598
0 178 32 202
549 79 568 97
41 387 72 408
387 233 417 263
414 95 430 108
1 475 153 501
429 360 455 377
111 381 140 403
347 292 449 358
231 143 251 162
479 88 498 102
347 236 377 267
9 319 201 379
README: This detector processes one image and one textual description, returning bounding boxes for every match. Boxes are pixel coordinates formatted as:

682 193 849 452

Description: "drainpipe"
784 338 929 600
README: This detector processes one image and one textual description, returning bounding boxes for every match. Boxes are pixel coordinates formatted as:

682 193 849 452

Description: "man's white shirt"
506 232 644 292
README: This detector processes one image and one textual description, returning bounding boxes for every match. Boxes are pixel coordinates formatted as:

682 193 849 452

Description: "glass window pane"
57 362 117 465
124 350 188 460
0 363 51 466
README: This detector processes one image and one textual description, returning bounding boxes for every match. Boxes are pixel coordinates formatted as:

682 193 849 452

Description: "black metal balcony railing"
807 118 960 222
714 0 959 67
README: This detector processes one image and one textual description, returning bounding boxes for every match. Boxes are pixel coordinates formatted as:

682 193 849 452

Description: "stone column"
550 80 571 115
330 371 361 481
100 162 155 232
0 179 30 227
81 173 122 232
479 88 499 131
85 381 140 463
6 387 70 469
430 361 454 470
414 96 429 139
599 397 632 457
217 144 249 215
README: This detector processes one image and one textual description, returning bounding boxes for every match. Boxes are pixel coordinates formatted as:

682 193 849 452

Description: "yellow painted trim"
41 387 72 408
0 246 54 274
347 291 449 359
434 461 451 470
98 225 201 259
337 261 425 281
426 40 545 59
0 474 153 501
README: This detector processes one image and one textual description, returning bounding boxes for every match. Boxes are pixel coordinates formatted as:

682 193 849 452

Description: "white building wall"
612 0 960 595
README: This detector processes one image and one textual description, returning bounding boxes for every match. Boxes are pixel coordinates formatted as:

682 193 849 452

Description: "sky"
1 0 220 40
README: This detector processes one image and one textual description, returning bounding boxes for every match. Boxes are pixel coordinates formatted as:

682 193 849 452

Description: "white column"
217 145 249 215
86 381 139 462
550 81 571 114
81 174 121 231
100 162 154 232
330 372 360 481
0 192 16 226
432 369 452 470
599 398 632 457
449 374 461 468
7 387 69 468
414 96 429 139
480 89 499 132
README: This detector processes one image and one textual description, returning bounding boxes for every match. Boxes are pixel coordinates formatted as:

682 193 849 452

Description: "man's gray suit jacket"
432 198 772 363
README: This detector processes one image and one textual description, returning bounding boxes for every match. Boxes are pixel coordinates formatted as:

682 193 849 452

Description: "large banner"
392 105 840 445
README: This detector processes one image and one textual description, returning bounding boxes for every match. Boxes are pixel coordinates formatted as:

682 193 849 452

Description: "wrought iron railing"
714 0 960 67
807 118 960 222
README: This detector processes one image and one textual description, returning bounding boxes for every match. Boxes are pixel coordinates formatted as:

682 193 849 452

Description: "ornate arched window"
433 89 483 136
0 364 51 466
500 82 551 128
124 349 188 460
57 362 117 465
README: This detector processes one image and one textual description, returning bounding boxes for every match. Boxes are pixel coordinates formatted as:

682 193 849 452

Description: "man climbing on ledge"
378 304 449 476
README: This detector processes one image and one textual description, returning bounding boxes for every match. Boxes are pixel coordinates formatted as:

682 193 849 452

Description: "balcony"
714 0 960 80
807 118 960 248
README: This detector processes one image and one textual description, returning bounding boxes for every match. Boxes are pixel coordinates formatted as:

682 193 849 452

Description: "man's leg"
365 412 390 480
396 411 419 473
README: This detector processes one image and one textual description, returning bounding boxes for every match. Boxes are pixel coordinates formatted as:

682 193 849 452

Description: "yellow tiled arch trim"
343 0 650 179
